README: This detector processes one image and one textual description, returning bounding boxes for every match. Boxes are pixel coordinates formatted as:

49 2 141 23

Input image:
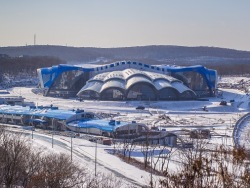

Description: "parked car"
136 106 145 110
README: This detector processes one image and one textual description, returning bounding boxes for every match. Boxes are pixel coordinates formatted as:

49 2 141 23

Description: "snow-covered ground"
1 76 250 187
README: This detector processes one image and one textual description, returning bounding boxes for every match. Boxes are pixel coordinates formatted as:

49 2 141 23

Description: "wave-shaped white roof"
100 80 126 93
103 71 124 82
171 81 194 94
153 79 175 91
77 68 196 99
79 81 103 93
126 76 152 90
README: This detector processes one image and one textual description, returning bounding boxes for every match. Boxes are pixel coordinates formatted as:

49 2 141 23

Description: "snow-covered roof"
0 104 76 120
126 76 152 90
101 80 126 93
153 79 175 91
171 81 195 94
77 68 195 98
77 82 100 95
67 119 128 132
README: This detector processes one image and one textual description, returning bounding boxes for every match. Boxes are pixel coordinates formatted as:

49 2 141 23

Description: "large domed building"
77 68 196 100
37 61 217 100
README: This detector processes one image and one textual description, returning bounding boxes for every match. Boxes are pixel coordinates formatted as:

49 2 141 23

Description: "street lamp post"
95 140 97 176
71 134 73 161
32 125 34 139
52 118 54 148
150 150 153 188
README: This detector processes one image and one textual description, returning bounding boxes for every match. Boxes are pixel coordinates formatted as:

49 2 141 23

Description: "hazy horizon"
1 0 250 51
1 44 250 53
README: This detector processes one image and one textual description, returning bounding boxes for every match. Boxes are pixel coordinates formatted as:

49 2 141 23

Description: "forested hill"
0 55 65 83
1 45 250 65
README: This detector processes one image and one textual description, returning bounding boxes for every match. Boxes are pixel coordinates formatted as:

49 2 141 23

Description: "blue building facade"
37 61 217 100
0 104 128 135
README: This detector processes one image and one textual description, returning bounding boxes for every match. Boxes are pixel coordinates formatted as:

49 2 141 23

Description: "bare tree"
20 148 43 187
0 126 133 188
0 126 86 188
85 172 123 188
28 153 86 188
151 145 174 173
160 138 250 188
0 128 33 187
140 133 151 169
127 140 136 161
122 139 131 158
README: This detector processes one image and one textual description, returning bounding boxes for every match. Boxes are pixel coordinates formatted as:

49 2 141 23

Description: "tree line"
176 61 250 76
0 126 124 188
0 54 249 81
207 63 250 76
0 55 65 83
112 135 250 188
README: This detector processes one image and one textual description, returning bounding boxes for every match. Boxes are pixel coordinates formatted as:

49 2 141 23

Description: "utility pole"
52 119 54 148
95 140 97 176
34 34 36 45
32 125 33 139
71 135 73 161
150 150 153 188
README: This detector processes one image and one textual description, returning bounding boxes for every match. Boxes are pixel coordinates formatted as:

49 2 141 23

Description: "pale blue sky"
1 0 250 51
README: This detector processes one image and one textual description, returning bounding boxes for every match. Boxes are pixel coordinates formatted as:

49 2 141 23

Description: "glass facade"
158 88 179 100
172 71 210 97
100 88 124 100
79 90 99 100
48 70 89 97
179 90 196 100
127 83 156 100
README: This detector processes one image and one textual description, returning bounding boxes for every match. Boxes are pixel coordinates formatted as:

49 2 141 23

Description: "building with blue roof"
0 104 136 136
37 61 217 100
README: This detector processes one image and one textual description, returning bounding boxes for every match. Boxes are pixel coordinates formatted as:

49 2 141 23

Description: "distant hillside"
0 55 65 84
1 45 250 66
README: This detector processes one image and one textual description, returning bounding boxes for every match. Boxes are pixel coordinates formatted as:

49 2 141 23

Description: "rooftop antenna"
34 34 36 45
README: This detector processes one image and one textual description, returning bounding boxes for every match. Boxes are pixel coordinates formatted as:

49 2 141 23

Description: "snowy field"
1 76 250 187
